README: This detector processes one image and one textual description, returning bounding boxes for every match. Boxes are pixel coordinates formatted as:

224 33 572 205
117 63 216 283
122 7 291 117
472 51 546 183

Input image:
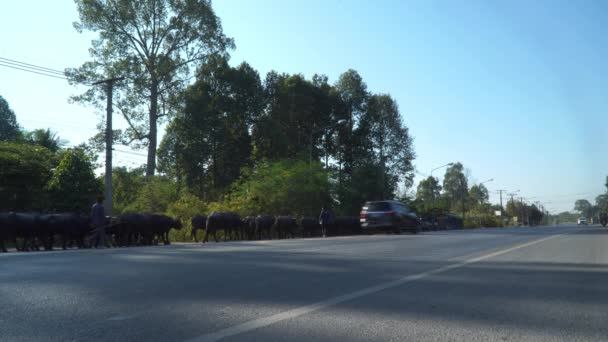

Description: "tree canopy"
67 0 234 176
0 95 19 142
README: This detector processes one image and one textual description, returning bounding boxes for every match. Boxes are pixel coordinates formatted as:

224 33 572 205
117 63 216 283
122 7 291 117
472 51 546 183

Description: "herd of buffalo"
0 211 363 253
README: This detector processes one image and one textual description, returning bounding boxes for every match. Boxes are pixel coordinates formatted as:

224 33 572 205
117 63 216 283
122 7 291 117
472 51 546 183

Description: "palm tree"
25 128 66 153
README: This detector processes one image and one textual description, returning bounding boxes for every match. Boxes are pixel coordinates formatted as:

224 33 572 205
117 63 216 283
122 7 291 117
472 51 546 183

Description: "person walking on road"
90 195 106 248
319 206 333 238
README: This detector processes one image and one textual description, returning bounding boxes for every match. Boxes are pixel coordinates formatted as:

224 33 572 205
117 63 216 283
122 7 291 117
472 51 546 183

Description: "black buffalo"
255 215 274 240
0 212 17 253
300 216 321 237
38 213 91 250
204 212 242 243
242 216 257 240
116 213 182 246
190 214 207 242
274 216 298 239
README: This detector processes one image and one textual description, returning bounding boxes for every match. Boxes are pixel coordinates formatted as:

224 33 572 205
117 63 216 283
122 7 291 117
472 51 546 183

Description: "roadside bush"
166 193 209 242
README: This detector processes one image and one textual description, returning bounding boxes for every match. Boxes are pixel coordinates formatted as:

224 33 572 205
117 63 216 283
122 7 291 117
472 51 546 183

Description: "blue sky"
1 0 607 213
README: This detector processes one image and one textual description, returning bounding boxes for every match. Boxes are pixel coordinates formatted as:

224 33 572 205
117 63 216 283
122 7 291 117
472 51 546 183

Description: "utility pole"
92 77 124 217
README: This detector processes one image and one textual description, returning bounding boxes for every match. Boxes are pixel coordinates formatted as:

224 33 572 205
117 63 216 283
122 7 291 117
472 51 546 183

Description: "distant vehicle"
359 200 420 234
600 213 607 227
577 217 587 225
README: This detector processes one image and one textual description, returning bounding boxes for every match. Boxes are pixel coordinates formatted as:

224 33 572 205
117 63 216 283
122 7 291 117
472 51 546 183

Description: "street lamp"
309 119 348 168
430 162 454 177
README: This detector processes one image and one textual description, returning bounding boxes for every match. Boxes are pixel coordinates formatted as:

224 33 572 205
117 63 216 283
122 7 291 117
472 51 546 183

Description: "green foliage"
468 183 489 210
159 56 264 199
47 148 101 213
166 193 209 242
574 199 592 218
0 142 54 210
415 176 442 214
23 128 65 153
124 176 179 213
0 95 19 142
68 0 234 176
464 214 501 228
111 166 145 214
442 162 469 217
226 159 330 217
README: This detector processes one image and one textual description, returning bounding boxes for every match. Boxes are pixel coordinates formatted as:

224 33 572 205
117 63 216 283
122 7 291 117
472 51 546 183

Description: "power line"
114 148 147 157
0 56 65 75
0 61 69 80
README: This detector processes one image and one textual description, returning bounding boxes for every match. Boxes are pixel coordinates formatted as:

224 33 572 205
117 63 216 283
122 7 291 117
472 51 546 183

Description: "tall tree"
574 199 592 218
469 183 489 210
0 95 19 142
252 72 334 161
67 0 233 176
334 69 368 175
442 162 469 218
416 176 442 212
159 56 263 198
358 94 415 198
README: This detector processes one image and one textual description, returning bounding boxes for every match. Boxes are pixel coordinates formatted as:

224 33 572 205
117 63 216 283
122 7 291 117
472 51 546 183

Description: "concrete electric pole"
92 77 124 217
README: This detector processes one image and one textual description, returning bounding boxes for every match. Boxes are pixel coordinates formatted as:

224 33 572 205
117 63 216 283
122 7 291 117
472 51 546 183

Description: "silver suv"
360 200 420 234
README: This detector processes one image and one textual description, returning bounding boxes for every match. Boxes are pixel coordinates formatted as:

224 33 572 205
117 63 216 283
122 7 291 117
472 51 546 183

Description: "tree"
574 199 592 218
596 194 608 213
24 128 65 153
0 95 19 142
442 162 469 218
112 166 145 214
415 176 442 213
334 69 368 175
67 0 234 176
469 183 489 211
125 175 178 213
252 72 334 161
357 94 415 199
0 142 54 210
159 56 264 199
47 148 102 212
226 159 331 216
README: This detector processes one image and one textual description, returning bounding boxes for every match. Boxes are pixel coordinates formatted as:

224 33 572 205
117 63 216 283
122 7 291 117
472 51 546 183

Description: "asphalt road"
1 225 607 342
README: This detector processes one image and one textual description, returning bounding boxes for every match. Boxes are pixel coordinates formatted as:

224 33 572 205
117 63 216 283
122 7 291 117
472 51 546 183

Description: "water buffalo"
255 215 274 240
242 216 257 240
204 212 242 243
149 214 182 245
0 212 17 252
190 214 207 242
300 216 321 238
274 216 298 239
38 213 91 250
13 213 42 251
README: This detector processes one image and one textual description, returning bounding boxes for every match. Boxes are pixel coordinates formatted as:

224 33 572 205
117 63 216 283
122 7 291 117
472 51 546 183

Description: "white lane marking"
184 232 565 342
